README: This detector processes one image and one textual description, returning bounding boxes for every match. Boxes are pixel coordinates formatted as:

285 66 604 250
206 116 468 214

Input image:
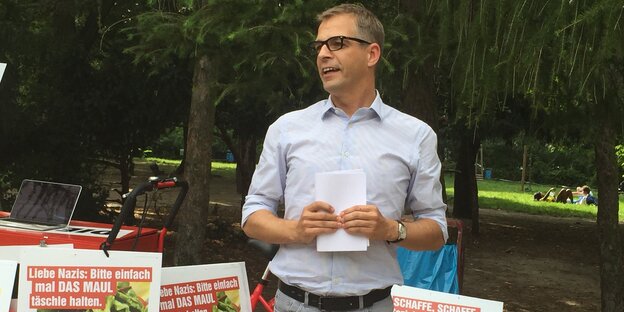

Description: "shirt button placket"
343 123 351 161
339 120 353 170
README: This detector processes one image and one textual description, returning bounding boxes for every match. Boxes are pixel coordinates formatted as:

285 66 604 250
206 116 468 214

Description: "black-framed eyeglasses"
308 36 372 54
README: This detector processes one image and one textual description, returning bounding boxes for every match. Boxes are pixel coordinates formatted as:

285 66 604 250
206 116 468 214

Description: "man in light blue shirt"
242 3 447 311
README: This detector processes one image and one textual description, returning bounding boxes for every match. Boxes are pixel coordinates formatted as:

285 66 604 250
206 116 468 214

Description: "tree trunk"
399 0 447 206
399 61 440 133
594 101 624 311
398 1 439 134
174 54 215 266
119 151 135 225
175 123 188 175
216 126 258 207
453 126 480 234
235 136 257 206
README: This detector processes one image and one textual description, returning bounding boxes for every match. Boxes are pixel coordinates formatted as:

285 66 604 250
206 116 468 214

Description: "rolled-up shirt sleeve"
406 128 448 242
241 122 286 226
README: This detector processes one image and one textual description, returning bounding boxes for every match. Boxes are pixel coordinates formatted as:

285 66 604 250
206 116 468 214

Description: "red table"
0 211 160 252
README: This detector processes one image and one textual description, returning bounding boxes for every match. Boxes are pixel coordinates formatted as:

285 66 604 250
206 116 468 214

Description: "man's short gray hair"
317 3 384 51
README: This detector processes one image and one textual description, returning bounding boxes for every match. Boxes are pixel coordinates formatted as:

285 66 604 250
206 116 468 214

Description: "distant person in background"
555 188 573 203
534 188 556 202
533 191 542 201
575 185 597 205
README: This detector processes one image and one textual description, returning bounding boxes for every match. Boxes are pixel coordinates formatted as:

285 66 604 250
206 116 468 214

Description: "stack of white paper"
315 169 369 252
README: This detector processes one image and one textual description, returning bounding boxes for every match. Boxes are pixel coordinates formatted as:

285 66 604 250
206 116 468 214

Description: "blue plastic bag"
397 245 459 294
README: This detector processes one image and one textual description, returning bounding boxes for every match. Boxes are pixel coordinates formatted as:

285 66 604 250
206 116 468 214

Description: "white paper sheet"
315 169 369 252
0 259 18 312
0 63 6 82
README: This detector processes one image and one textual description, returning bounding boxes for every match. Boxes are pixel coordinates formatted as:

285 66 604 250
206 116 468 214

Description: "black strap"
278 281 391 311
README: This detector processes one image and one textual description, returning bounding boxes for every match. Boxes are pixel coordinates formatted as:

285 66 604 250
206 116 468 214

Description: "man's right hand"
242 202 341 245
296 201 342 244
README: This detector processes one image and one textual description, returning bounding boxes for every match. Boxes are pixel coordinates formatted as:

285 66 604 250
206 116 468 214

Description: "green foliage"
0 0 112 214
149 127 185 159
147 126 232 160
3 0 622 222
0 1 190 219
482 138 595 186
413 0 624 133
529 143 596 186
617 144 624 179
210 135 230 160
124 1 333 166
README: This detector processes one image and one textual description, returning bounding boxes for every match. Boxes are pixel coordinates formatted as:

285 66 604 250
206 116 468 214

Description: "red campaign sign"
26 266 152 309
393 296 481 312
160 276 240 311
27 266 153 282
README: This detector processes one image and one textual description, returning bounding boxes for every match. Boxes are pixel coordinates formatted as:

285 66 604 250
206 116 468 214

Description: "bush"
481 138 595 186
149 127 185 159
617 144 624 180
146 126 232 161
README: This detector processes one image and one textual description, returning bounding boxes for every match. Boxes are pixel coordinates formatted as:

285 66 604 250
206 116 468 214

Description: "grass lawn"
445 175 624 221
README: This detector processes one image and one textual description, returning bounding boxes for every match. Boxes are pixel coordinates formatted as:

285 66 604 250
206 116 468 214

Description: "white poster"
0 244 74 261
161 262 251 312
0 259 18 312
0 63 6 82
17 247 162 312
392 285 504 312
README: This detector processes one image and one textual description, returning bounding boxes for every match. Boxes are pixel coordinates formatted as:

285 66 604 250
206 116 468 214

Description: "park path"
462 209 600 311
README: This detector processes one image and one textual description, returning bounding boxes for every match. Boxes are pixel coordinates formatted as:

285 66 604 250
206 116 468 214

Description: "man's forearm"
242 210 299 244
397 218 445 251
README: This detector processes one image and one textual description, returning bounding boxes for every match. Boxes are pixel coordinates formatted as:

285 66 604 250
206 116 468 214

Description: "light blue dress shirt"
242 92 448 296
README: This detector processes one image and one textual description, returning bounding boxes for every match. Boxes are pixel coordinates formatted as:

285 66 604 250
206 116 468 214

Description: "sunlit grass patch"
137 158 236 178
142 157 181 166
212 162 236 170
212 162 236 179
445 175 624 220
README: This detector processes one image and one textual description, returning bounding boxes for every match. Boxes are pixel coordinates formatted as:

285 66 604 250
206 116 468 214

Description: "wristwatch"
388 220 407 243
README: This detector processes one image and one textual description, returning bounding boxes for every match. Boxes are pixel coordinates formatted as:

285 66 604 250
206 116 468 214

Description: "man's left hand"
339 205 395 241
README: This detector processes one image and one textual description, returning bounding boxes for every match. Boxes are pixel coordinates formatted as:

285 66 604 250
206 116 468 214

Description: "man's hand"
339 205 395 241
296 201 342 244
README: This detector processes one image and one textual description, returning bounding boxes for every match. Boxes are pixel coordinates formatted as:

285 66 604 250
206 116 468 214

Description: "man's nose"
317 44 333 59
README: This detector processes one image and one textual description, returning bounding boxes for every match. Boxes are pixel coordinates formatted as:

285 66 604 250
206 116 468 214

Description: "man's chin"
322 81 340 94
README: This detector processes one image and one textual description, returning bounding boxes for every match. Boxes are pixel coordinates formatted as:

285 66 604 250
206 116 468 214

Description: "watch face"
389 220 407 243
399 222 407 239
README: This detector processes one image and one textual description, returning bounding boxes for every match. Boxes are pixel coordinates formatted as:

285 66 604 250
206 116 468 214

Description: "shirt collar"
321 90 385 120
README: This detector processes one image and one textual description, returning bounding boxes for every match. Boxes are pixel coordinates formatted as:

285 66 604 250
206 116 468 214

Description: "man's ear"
367 43 381 68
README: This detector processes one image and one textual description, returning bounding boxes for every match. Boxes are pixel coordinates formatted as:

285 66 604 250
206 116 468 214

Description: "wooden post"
520 145 528 192
475 146 484 180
